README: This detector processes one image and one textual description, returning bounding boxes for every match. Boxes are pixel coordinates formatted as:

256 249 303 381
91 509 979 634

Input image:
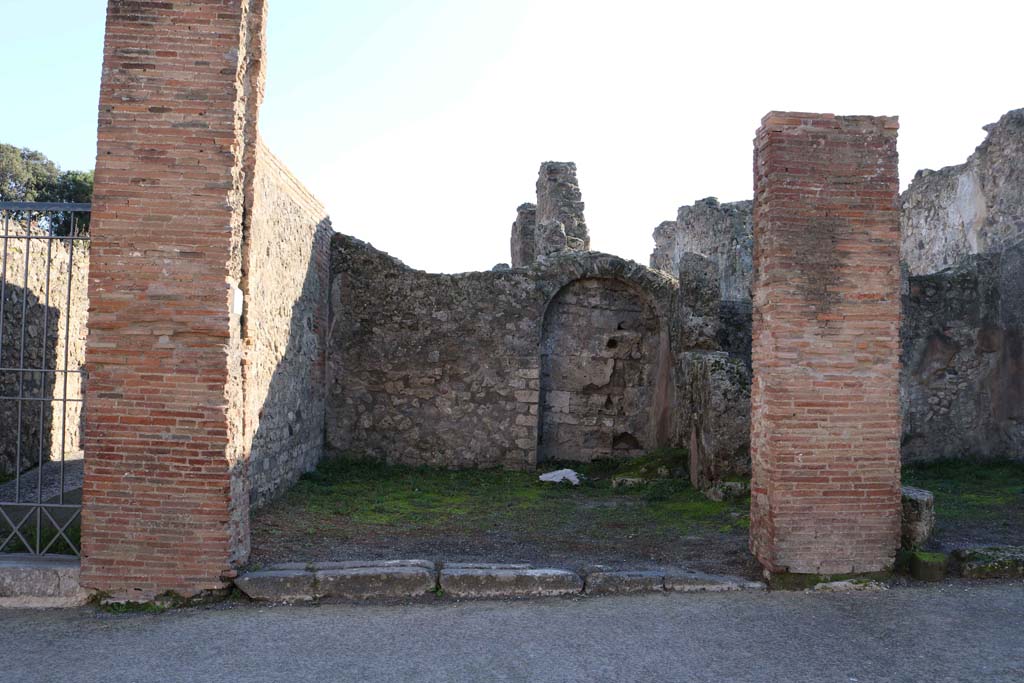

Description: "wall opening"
537 277 669 463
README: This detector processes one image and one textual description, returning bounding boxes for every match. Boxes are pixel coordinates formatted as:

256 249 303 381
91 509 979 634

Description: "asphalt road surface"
4 582 1023 682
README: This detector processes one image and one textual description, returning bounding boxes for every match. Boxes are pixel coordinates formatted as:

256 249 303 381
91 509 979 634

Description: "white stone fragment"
538 469 581 486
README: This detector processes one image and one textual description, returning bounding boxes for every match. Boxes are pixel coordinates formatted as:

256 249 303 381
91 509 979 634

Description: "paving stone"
234 569 316 602
663 569 765 593
811 580 888 592
954 546 1024 579
315 566 436 600
444 562 531 570
584 569 665 594
440 565 582 598
313 559 435 572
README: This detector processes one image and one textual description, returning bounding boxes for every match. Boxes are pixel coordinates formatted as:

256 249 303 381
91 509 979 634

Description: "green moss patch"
902 460 1024 523
767 571 892 591
954 546 1024 579
251 451 752 569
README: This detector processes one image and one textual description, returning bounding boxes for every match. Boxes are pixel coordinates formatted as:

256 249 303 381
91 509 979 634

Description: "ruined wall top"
901 108 1024 275
537 161 589 252
650 197 753 302
510 202 537 268
511 162 590 266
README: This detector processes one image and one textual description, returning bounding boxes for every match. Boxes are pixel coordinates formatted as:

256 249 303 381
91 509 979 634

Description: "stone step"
0 554 91 608
233 560 765 603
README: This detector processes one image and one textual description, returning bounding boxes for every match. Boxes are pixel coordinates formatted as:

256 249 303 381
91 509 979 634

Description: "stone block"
584 569 664 594
440 564 582 598
663 569 764 593
234 569 316 602
315 566 436 600
954 546 1024 579
313 559 434 571
0 555 90 608
909 551 948 582
900 486 936 549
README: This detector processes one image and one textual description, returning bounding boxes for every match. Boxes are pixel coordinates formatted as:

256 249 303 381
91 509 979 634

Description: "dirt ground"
249 455 1024 579
249 453 761 578
903 459 1024 551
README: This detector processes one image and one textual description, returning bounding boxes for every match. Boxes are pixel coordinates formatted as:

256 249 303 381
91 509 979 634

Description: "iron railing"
0 202 90 555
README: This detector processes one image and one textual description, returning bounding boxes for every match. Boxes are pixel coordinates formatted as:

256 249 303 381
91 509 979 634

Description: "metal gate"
0 202 90 555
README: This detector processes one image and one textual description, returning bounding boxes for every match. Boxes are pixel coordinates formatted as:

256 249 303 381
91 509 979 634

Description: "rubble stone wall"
510 203 536 268
243 144 332 507
901 109 1024 276
327 239 680 468
901 245 1024 461
650 198 753 302
539 278 671 463
0 222 88 478
654 108 1024 464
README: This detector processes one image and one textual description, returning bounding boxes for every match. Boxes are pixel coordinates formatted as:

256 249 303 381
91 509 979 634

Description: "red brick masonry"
82 0 264 600
749 112 902 575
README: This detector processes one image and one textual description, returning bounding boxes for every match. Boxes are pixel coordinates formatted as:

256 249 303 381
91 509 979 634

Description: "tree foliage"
0 143 93 234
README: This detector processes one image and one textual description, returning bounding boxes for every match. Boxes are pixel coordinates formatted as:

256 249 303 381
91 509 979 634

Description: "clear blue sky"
1 0 1021 272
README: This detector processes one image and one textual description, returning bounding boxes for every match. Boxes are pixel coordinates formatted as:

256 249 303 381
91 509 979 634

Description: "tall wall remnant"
749 112 902 576
511 162 590 266
509 203 537 268
901 109 1024 275
899 109 1024 460
651 197 753 303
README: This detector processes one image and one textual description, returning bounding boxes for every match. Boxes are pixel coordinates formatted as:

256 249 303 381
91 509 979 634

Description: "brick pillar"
81 0 266 600
749 112 902 576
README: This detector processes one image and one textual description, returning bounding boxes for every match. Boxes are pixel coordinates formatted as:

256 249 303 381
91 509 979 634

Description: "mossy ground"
250 455 1021 576
250 451 756 576
902 459 1024 549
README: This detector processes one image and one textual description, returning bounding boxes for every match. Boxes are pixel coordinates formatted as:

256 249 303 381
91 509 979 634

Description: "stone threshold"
0 554 91 608
233 560 766 603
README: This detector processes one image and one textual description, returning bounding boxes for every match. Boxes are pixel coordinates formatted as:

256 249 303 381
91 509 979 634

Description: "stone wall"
675 252 752 489
537 162 589 253
749 112 902 576
539 278 671 462
901 245 1024 461
327 239 680 468
509 203 536 268
243 143 332 507
0 221 88 478
650 198 753 302
512 162 590 267
653 109 1024 464
901 109 1024 276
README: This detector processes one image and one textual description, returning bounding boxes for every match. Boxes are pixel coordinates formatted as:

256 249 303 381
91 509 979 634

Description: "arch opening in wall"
537 277 672 463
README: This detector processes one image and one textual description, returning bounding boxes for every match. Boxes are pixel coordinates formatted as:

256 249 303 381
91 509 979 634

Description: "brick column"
81 0 266 600
749 112 902 576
